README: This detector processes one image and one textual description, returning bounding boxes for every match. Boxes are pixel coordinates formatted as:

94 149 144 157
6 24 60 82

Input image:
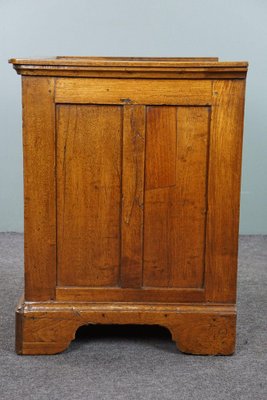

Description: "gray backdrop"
0 0 266 233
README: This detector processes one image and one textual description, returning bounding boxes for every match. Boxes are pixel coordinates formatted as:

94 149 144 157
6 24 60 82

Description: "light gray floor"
0 233 266 400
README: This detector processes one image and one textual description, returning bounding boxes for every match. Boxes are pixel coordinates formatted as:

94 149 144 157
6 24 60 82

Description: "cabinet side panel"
143 106 210 288
205 80 246 303
22 77 56 300
56 105 122 287
121 105 146 288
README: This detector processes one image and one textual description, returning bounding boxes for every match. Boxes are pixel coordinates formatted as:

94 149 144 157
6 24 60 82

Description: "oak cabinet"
10 57 248 355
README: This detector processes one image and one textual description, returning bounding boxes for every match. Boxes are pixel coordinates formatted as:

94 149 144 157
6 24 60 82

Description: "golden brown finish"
56 105 122 287
16 299 236 356
205 80 246 303
10 57 248 355
145 106 177 190
55 78 212 105
9 57 248 79
121 106 146 288
22 77 56 301
143 106 210 288
55 287 205 303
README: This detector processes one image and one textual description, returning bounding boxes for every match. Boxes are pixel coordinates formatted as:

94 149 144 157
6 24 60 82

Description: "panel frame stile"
204 80 246 303
22 76 57 301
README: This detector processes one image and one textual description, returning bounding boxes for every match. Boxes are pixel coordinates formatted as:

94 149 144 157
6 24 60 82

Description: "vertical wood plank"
143 106 177 287
143 106 210 288
145 106 177 190
171 107 210 287
143 187 172 287
205 80 246 303
121 105 146 288
22 77 56 300
56 105 122 287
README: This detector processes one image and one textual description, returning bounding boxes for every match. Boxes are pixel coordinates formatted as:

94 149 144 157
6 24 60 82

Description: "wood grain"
56 287 205 303
10 57 248 79
145 107 177 190
55 78 212 105
143 106 210 288
12 56 248 355
205 80 246 303
24 56 220 62
16 299 236 356
56 105 122 287
22 77 56 301
171 107 210 287
143 187 172 287
10 57 247 68
121 106 146 288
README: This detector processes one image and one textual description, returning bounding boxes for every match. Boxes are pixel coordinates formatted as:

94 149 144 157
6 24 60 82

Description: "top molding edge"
9 57 248 78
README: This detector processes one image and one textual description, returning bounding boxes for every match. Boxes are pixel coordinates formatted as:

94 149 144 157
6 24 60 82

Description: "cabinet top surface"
9 56 248 67
9 56 248 78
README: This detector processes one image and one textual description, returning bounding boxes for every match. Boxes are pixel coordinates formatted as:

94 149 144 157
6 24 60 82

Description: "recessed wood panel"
143 106 210 288
56 105 122 287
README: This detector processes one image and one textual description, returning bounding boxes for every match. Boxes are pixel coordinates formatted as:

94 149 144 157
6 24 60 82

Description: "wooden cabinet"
10 57 248 355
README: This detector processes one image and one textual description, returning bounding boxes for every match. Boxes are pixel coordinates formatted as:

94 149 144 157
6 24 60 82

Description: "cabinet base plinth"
16 299 236 355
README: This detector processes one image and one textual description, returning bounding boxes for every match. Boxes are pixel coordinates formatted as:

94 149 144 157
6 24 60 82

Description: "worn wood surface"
205 80 246 302
55 78 212 105
22 77 56 301
145 106 177 190
56 105 122 287
56 287 205 303
9 57 248 79
13 56 221 63
121 106 146 288
143 106 209 288
12 57 247 355
16 300 236 356
171 107 209 288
